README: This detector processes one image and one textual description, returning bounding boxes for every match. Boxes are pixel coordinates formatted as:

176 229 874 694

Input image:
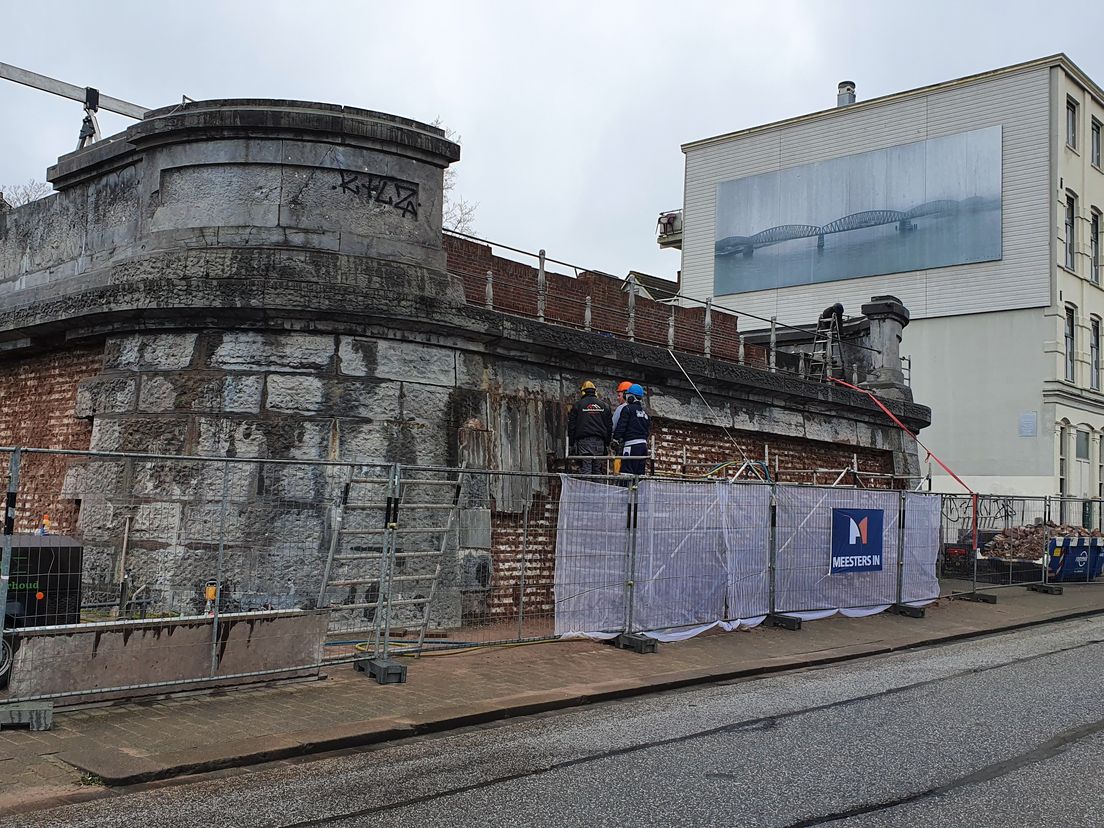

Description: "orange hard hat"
617 381 632 393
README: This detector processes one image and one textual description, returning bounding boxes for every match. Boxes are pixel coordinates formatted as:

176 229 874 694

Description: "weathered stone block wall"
0 99 931 632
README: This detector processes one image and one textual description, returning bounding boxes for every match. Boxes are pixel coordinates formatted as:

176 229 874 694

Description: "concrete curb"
56 602 1104 788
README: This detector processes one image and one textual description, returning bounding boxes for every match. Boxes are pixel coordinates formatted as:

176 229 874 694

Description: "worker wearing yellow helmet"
568 379 613 476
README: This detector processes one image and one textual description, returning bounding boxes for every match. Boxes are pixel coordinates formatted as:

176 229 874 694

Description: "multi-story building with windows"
660 54 1104 505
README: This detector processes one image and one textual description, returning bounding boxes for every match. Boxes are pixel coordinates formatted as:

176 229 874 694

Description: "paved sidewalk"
4 585 1104 815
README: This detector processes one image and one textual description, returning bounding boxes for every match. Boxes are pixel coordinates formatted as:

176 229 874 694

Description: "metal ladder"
318 464 463 657
809 312 843 380
386 466 465 655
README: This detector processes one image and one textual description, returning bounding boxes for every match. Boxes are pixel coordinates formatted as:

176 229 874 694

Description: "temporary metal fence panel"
900 491 941 604
630 479 727 633
1 449 340 703
773 486 901 616
719 482 772 622
937 493 977 588
553 476 628 637
973 495 1049 591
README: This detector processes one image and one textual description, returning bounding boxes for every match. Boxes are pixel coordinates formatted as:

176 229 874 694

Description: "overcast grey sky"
2 1 1103 280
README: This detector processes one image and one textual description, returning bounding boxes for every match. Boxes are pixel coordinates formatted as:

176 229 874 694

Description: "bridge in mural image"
715 197 999 257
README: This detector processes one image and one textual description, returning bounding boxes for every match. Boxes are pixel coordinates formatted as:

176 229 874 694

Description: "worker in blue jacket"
612 384 650 476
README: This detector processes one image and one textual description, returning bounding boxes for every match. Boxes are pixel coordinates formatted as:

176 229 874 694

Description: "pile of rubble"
982 523 1104 560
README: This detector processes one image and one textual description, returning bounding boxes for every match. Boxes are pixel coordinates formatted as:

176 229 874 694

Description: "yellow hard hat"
580 380 596 393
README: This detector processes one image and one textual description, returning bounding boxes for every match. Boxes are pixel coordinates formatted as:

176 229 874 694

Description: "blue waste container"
1047 537 1104 581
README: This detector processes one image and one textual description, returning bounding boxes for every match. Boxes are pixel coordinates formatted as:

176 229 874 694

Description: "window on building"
1098 435 1104 523
1093 119 1102 168
1060 424 1069 522
1093 209 1101 283
1068 98 1079 149
1092 318 1101 390
1066 306 1077 382
1077 429 1091 459
1066 194 1078 270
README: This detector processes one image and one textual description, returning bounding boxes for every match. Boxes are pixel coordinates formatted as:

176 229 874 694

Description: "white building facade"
671 55 1104 506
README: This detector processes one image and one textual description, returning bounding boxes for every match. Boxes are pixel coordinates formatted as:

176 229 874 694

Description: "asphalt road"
9 615 1104 828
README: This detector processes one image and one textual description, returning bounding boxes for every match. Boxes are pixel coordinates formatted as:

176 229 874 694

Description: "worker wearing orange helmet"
568 380 613 475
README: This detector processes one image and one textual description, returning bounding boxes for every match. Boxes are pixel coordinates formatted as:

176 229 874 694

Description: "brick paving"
3 585 1104 815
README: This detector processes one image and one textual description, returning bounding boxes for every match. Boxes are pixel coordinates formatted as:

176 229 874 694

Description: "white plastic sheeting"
900 491 941 605
719 483 772 623
774 486 901 615
631 480 727 632
553 478 629 636
554 477 770 637
554 478 941 637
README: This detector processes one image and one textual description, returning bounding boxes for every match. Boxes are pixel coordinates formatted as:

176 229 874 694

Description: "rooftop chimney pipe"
837 81 856 107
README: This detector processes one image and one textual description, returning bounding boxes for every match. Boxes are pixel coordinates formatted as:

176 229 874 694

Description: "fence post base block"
889 603 925 619
767 613 802 631
1027 583 1064 596
354 656 408 684
612 633 658 654
0 702 53 731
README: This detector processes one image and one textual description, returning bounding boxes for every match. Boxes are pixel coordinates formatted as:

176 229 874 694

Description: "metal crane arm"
0 61 148 119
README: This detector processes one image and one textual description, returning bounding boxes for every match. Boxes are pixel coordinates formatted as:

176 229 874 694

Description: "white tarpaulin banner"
553 479 940 637
631 480 727 632
901 491 941 605
553 477 629 636
773 486 900 616
719 483 771 624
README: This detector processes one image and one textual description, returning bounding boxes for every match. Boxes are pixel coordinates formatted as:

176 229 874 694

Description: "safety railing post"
517 496 531 641
584 296 592 332
1043 496 1052 588
627 274 637 342
485 270 494 309
668 306 676 349
768 486 776 615
612 478 655 653
895 490 905 605
769 316 777 372
381 463 401 662
537 249 546 323
0 448 22 656
624 480 639 635
704 298 712 359
209 459 231 677
971 492 980 595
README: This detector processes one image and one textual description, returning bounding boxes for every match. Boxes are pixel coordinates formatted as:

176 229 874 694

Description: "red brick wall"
445 235 767 367
478 419 898 624
650 419 895 487
0 345 102 533
485 490 560 632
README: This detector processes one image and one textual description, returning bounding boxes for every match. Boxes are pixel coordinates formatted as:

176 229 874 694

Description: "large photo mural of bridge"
713 126 1002 296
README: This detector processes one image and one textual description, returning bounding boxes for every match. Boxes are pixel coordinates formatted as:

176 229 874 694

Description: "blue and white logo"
830 508 885 574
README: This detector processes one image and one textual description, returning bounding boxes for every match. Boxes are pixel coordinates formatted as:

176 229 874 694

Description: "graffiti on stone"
332 170 420 219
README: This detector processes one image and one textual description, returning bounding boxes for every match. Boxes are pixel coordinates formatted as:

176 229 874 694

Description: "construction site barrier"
0 448 1100 702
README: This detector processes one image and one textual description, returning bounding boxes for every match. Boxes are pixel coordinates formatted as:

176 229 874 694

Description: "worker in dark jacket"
612 384 650 476
568 380 613 475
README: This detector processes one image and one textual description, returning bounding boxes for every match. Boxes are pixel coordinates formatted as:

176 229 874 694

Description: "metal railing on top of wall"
445 230 883 384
